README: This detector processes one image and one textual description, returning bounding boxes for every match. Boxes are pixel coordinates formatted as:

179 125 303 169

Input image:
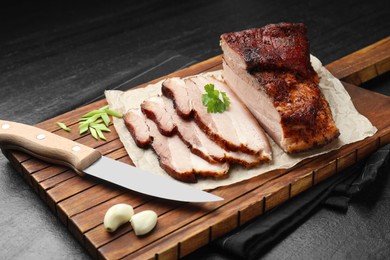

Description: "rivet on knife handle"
0 120 101 175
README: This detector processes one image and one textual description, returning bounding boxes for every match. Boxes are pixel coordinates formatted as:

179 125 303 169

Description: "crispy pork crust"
254 70 339 153
141 100 178 136
221 23 317 79
123 111 151 148
154 155 198 183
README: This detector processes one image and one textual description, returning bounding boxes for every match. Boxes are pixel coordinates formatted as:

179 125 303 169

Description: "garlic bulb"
130 210 158 236
104 204 134 232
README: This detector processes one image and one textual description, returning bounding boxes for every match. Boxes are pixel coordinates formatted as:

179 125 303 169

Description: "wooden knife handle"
0 120 101 176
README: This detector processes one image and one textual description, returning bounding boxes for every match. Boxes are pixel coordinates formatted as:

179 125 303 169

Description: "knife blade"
0 120 223 202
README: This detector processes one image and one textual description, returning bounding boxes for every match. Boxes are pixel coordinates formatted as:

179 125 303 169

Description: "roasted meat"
123 109 151 148
124 109 229 183
141 96 264 166
162 75 272 160
221 23 339 153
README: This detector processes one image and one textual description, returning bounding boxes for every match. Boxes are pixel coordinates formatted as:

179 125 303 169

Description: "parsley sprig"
201 84 230 113
57 105 123 141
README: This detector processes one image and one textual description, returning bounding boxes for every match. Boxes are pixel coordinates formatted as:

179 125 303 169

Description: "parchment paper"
105 56 377 190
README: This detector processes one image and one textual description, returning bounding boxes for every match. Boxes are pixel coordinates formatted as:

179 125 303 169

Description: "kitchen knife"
0 120 223 202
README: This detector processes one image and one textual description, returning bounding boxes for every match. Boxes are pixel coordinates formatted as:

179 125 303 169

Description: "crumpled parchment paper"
105 56 377 190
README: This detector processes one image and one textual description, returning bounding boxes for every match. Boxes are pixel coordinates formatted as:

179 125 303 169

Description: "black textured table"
0 1 389 259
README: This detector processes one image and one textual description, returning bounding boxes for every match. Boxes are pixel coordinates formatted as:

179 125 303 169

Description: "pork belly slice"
141 96 264 166
162 76 272 161
221 23 340 153
124 110 229 183
123 109 151 148
141 97 177 136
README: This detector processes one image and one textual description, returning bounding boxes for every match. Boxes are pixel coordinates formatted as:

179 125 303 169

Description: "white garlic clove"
104 203 134 232
130 210 158 236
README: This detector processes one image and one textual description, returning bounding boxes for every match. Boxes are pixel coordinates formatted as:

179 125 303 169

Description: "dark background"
0 0 389 259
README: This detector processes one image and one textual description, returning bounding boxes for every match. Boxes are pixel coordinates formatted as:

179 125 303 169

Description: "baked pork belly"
123 109 151 148
141 97 177 136
141 96 263 166
124 109 229 183
221 23 339 153
162 75 272 161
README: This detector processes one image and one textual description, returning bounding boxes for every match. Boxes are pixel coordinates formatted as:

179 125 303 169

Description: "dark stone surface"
0 0 389 259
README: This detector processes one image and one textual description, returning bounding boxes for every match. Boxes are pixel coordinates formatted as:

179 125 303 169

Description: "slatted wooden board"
2 37 390 260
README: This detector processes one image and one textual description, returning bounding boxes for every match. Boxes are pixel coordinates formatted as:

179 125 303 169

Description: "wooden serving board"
2 37 390 260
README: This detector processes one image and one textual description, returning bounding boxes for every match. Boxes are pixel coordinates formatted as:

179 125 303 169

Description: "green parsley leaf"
202 84 230 113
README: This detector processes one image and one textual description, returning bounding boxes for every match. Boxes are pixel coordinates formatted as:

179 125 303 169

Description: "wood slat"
2 38 390 260
326 36 390 85
123 131 390 259
69 192 147 243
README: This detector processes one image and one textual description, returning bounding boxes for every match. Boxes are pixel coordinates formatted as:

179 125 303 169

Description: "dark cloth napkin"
185 144 390 260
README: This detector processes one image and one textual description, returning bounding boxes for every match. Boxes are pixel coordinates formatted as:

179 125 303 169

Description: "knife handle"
0 120 101 176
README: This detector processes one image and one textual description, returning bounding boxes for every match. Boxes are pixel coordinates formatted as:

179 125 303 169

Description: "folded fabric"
324 144 390 211
184 144 390 260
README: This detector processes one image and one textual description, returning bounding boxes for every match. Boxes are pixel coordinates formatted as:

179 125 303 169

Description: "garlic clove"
104 203 134 232
130 210 158 236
